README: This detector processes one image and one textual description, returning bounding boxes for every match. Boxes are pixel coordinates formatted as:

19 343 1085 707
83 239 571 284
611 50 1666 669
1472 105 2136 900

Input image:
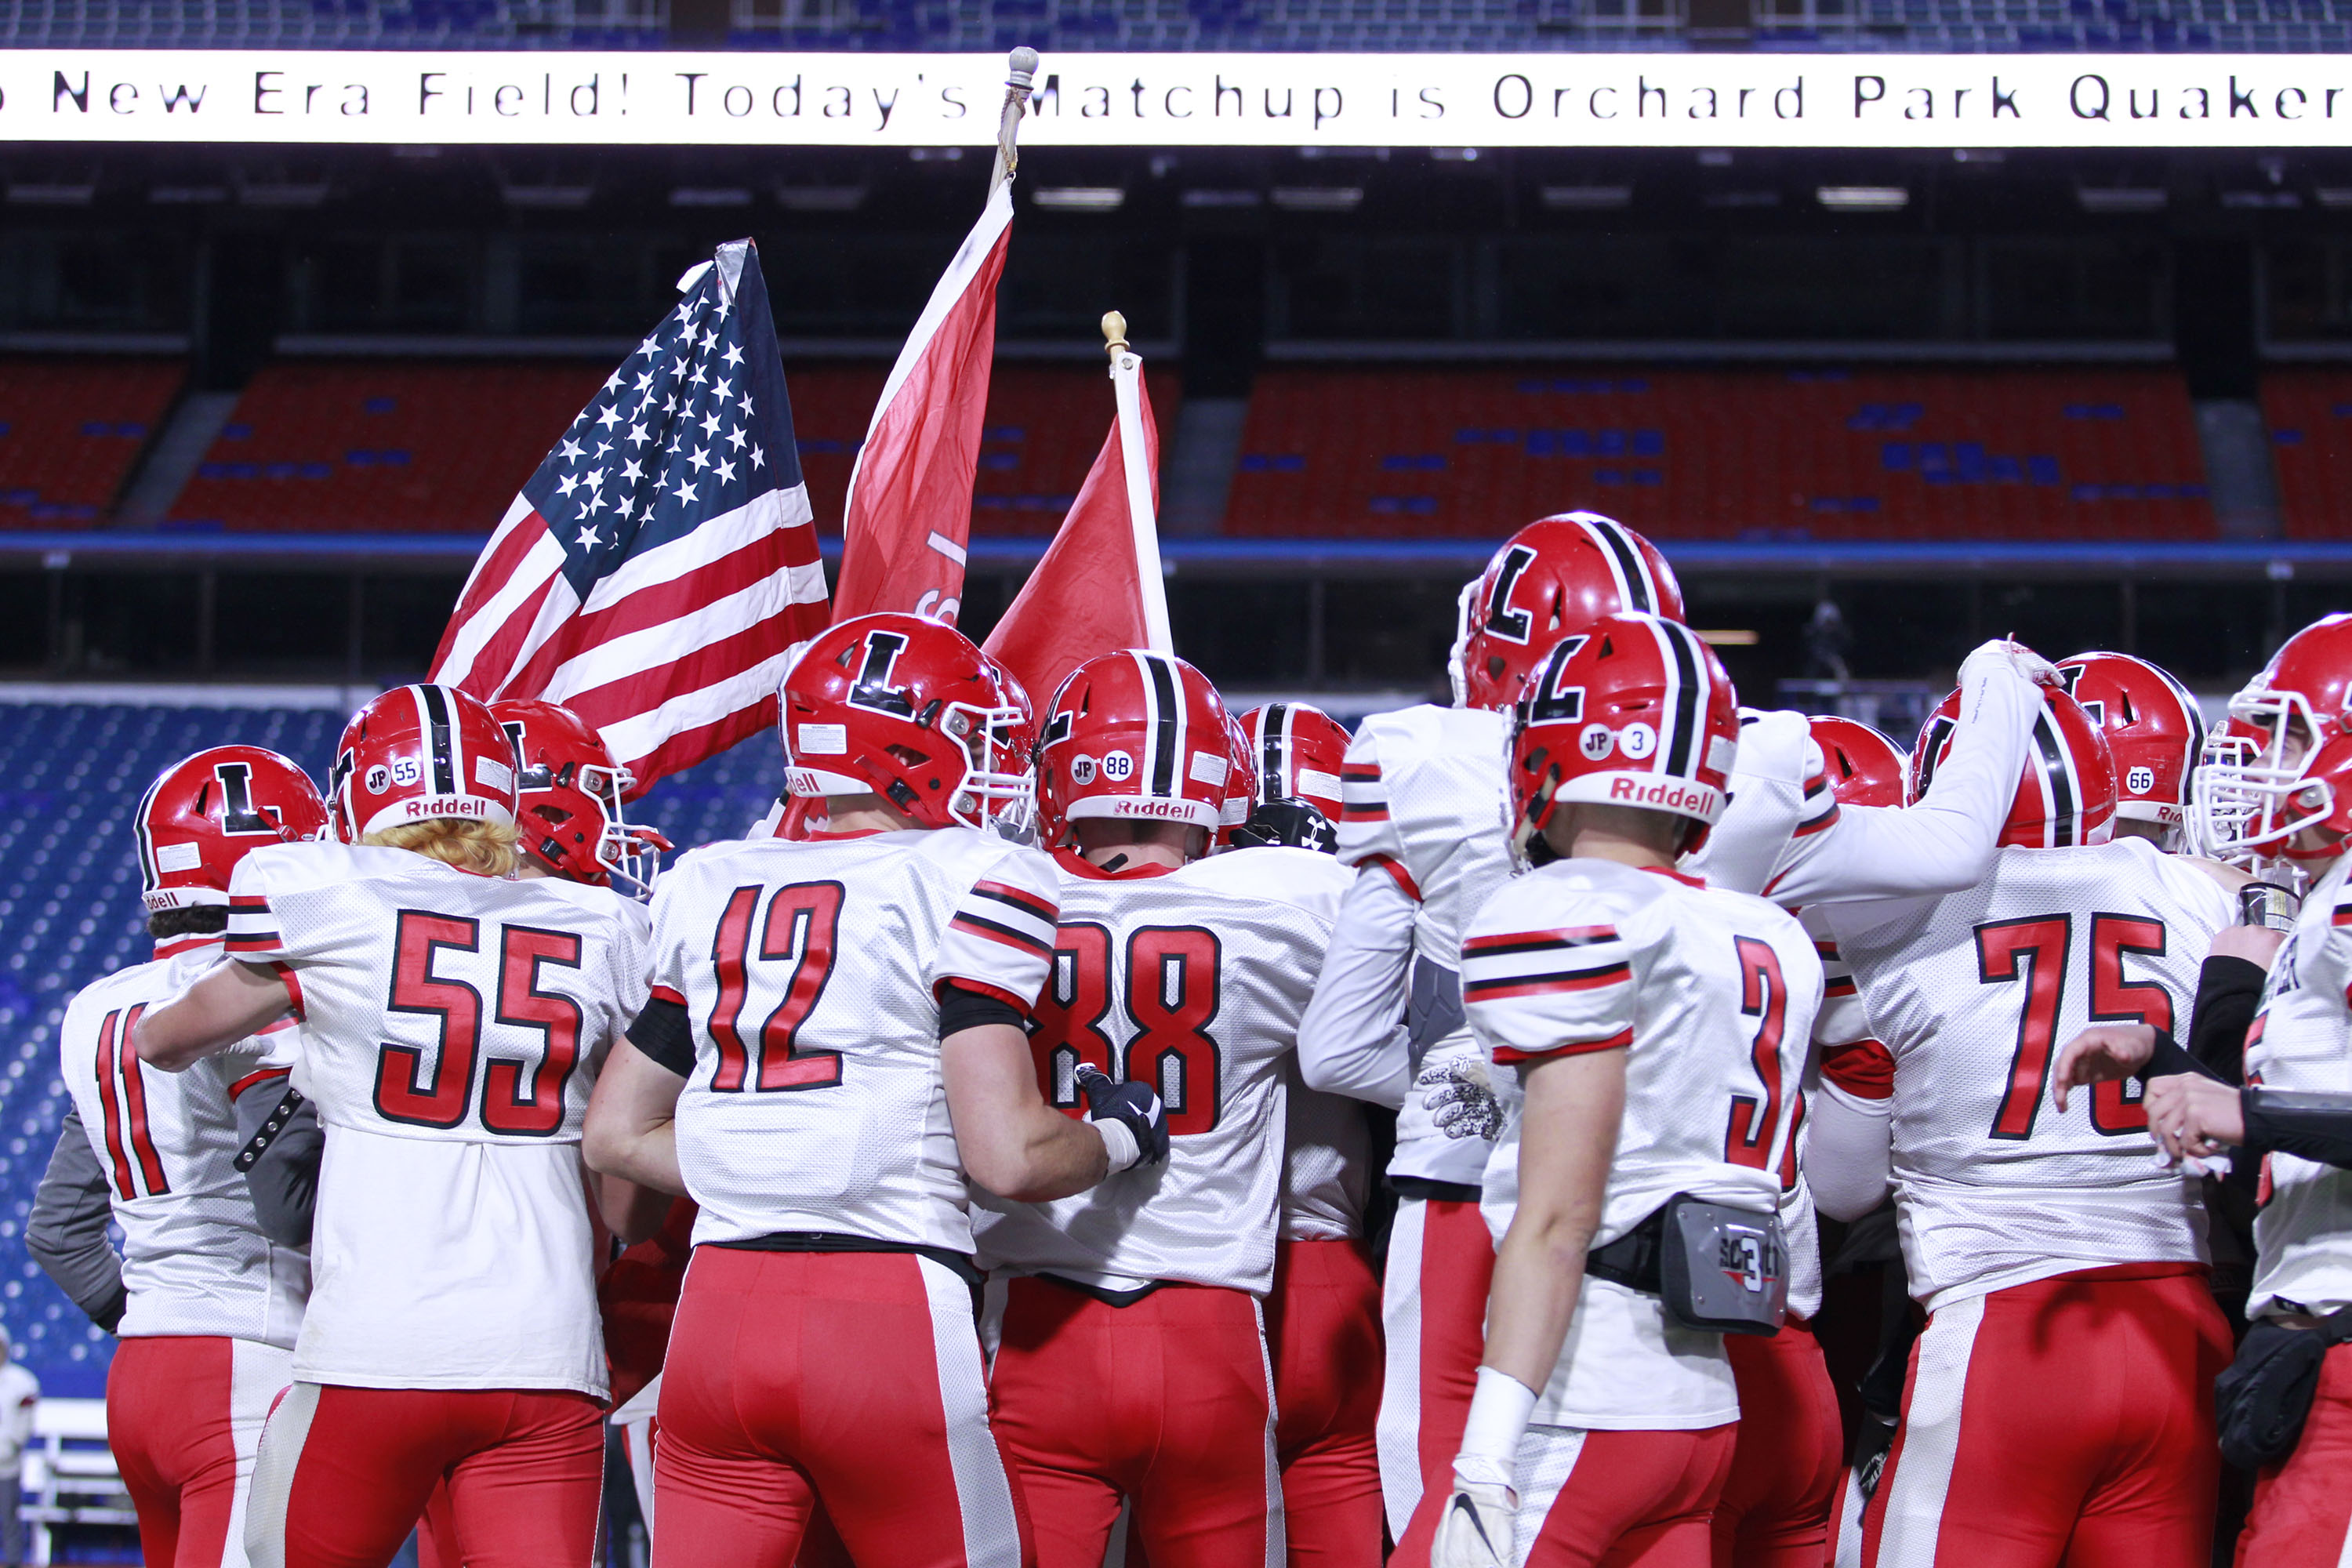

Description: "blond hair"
362 817 522 880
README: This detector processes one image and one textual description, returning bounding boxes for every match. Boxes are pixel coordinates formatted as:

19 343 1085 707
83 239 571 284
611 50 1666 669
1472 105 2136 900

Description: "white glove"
1958 637 2060 691
1431 1457 1518 1568
1419 1057 1504 1142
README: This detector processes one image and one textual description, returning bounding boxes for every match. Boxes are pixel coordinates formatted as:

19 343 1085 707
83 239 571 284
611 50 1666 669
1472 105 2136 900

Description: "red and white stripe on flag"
831 180 1014 629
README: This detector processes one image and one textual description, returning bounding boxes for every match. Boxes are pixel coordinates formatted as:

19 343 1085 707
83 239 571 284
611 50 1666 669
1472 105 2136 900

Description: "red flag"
985 343 1171 709
832 181 1012 627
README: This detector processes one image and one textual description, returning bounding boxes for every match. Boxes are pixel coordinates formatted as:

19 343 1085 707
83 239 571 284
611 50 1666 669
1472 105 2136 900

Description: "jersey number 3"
1724 936 1802 1192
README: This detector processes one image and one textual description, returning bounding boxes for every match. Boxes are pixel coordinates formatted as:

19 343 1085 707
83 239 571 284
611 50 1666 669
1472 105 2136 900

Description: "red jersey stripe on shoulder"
1826 977 1859 998
270 962 305 1022
1493 1028 1634 1065
1820 1037 1895 1100
229 895 270 910
1366 855 1421 901
1341 763 1381 782
1463 961 1632 1002
649 984 687 1007
1463 927 1619 956
949 912 1054 956
224 931 284 954
1341 803 1392 823
227 1065 292 1098
1639 865 1706 889
971 880 1058 923
1792 801 1842 838
2333 906 2352 927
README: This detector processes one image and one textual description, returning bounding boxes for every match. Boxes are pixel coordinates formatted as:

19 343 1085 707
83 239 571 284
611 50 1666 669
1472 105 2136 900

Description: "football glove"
1229 798 1339 854
1420 1056 1504 1142
1074 1063 1170 1171
1431 1461 1518 1568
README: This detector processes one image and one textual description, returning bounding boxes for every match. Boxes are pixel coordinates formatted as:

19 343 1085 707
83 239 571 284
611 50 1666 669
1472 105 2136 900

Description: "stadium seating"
1222 365 2215 542
0 359 184 530
2261 369 2352 541
0 698 782 1396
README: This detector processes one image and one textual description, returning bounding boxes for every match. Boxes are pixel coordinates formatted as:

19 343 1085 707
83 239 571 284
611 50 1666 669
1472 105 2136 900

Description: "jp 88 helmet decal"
490 699 673 893
1037 650 1235 843
1507 612 1738 864
330 684 518 844
1450 512 1687 713
1913 684 2116 851
136 746 331 912
2056 651 2205 830
2194 613 2352 861
779 612 1036 832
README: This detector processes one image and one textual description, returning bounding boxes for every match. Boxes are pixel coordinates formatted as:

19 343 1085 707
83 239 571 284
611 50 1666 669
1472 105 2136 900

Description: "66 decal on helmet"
1504 613 1738 866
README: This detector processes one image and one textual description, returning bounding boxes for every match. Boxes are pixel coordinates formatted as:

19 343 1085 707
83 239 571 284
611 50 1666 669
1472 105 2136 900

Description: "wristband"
1094 1116 1141 1175
1456 1366 1539 1470
2240 882 2303 932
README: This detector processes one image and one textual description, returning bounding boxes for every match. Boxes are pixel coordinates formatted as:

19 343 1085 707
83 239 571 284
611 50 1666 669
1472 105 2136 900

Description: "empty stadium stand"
0 360 184 531
2262 369 2352 542
1222 365 2216 543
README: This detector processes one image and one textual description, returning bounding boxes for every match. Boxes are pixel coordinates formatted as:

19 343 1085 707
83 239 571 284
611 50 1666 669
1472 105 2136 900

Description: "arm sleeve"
1762 658 2040 906
931 848 1062 1015
1459 884 1642 1066
25 1110 125 1333
1334 725 1409 869
2242 1088 2352 1169
2188 955 2270 1080
235 1082 321 1250
1296 863 1417 1109
624 996 696 1080
939 982 1028 1037
1808 1082 1896 1221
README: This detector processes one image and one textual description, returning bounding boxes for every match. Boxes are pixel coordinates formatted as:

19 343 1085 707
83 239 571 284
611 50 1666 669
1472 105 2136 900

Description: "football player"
493 696 673 899
1432 613 1822 1566
132 684 652 1568
27 747 325 1568
1237 702 1386 1568
976 652 1348 1566
1806 678 2240 1568
580 614 1165 1568
2054 652 2205 849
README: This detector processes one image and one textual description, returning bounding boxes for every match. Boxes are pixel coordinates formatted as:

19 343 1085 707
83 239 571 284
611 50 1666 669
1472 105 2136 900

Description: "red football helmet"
2196 614 2352 860
1507 613 1738 862
1912 685 2116 850
779 612 1034 832
136 746 329 912
331 684 518 844
1217 711 1256 841
1038 650 1236 843
1808 716 1909 811
1450 513 1687 713
2056 652 2205 830
1236 703 1351 818
491 699 673 891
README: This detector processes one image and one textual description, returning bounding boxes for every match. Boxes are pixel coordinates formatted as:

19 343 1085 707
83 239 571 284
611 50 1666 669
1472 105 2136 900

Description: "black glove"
1229 797 1338 854
1074 1063 1170 1169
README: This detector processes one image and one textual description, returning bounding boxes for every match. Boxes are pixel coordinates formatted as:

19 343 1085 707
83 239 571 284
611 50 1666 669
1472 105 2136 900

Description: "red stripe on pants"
1713 1319 1842 1568
1861 1263 2228 1568
990 1275 1276 1568
1268 1238 1385 1568
2234 1340 2352 1566
1390 1199 1499 1568
1526 1424 1738 1568
108 1337 244 1568
652 1247 1026 1568
273 1385 603 1568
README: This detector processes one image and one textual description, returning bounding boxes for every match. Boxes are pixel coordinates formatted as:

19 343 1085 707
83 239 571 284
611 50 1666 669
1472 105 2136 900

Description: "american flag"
430 239 829 793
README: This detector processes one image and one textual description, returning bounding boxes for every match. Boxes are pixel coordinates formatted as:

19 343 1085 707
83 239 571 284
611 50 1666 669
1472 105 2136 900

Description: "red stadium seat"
2260 372 2352 541
0 358 186 529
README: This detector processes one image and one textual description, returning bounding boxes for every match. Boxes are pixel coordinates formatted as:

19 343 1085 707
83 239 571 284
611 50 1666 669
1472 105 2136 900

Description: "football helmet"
1507 612 1738 863
2056 651 2205 829
1912 685 2115 851
1038 650 1236 842
136 746 329 912
1236 702 1351 818
331 684 518 844
1450 512 1686 713
1807 716 1909 811
2194 615 2352 861
491 699 673 892
779 612 1035 832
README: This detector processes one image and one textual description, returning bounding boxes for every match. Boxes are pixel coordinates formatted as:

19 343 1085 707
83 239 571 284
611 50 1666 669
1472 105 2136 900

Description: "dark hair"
147 906 228 940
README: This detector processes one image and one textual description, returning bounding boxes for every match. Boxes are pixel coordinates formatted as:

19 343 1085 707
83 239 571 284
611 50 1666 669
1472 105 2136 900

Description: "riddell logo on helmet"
1608 777 1719 815
400 796 493 822
1109 798 1196 821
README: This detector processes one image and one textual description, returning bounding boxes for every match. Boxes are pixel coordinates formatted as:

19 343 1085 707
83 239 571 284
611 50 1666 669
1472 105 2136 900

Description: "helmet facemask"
937 697 1036 835
2197 688 2341 862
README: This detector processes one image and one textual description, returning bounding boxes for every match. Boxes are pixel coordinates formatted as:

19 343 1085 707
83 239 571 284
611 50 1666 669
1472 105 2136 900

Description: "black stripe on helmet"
2036 708 2078 847
1259 703 1289 802
1583 516 1653 615
417 684 458 797
1915 714 1956 796
1144 655 1180 797
1657 619 1704 777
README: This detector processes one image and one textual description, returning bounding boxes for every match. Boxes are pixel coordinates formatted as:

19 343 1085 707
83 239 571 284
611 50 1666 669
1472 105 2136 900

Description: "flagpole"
989 47 1040 197
1102 310 1173 654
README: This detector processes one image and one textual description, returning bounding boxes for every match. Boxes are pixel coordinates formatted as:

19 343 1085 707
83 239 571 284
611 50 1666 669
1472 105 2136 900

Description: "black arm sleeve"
626 996 696 1079
938 981 1027 1039
2188 955 2270 1080
2243 1088 2352 1170
2142 1029 2230 1086
235 1083 321 1250
26 1109 127 1333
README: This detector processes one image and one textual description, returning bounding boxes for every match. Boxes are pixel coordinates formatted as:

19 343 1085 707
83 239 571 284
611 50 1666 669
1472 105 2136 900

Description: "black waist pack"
1586 1194 1788 1337
2216 1307 2352 1470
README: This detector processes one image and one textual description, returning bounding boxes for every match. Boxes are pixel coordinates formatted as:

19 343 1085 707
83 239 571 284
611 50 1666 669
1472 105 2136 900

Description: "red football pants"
1267 1239 1385 1568
1382 1197 1497 1567
245 1382 604 1568
990 1275 1282 1568
107 1334 292 1568
1861 1264 2230 1568
2234 1340 2352 1566
1715 1320 1842 1568
1517 1424 1740 1568
652 1246 1028 1568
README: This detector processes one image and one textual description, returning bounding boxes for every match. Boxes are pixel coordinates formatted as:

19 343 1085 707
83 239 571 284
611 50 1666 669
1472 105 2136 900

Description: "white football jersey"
1337 703 1514 1186
1282 1062 1372 1243
2245 857 2352 1319
227 842 648 1397
56 935 308 1348
975 847 1350 1295
1465 860 1821 1430
1821 837 2230 1312
649 828 1062 1256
